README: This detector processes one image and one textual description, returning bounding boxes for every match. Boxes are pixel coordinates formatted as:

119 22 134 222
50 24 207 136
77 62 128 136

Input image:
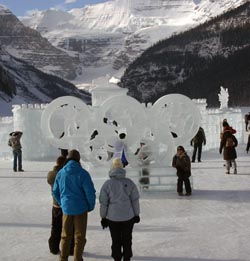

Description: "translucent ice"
41 94 201 167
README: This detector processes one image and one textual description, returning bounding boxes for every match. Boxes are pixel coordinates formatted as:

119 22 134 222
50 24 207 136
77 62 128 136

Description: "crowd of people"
47 152 140 261
7 114 250 261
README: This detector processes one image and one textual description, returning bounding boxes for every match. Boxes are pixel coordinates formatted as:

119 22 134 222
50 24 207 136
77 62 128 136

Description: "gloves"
133 216 140 224
219 149 222 154
101 218 109 229
246 149 249 154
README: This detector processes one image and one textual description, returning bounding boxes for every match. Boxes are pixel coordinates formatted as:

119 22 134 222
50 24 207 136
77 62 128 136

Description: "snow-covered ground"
0 145 250 261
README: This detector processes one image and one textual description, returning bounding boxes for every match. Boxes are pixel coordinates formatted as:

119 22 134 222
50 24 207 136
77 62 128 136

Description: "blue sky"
0 0 107 17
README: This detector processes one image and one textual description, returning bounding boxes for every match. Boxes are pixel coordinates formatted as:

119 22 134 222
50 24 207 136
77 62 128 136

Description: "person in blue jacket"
53 149 96 261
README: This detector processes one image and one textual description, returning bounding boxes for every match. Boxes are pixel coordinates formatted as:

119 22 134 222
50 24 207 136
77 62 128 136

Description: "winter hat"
68 149 81 162
56 156 66 167
111 158 123 169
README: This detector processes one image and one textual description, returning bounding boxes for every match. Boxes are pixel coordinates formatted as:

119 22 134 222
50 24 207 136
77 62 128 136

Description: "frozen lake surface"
0 146 250 261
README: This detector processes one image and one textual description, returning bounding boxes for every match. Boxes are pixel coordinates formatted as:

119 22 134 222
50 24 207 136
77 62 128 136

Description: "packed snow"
1 141 250 261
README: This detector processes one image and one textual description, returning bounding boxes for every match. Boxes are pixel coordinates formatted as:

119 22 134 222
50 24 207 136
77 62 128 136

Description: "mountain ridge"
120 1 250 107
20 0 246 83
0 48 90 116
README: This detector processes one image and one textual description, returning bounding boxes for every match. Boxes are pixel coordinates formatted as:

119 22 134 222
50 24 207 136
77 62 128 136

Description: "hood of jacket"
109 167 126 179
63 159 81 174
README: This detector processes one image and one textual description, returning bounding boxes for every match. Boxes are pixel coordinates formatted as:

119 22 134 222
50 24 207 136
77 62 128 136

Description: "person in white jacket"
99 158 140 261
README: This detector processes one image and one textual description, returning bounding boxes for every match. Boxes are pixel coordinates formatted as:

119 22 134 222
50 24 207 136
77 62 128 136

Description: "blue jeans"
13 149 22 171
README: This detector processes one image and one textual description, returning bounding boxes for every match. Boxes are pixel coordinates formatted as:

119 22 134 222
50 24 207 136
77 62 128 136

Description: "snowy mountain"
0 48 90 116
20 0 246 83
0 6 81 80
120 1 250 107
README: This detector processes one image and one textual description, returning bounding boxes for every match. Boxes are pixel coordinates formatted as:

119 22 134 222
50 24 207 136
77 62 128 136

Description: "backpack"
226 137 234 147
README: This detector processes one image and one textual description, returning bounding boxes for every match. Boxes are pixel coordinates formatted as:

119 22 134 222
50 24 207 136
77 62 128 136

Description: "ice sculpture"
41 94 201 167
218 86 229 110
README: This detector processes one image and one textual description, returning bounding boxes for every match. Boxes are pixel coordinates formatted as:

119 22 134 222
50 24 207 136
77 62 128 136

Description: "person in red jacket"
220 129 238 174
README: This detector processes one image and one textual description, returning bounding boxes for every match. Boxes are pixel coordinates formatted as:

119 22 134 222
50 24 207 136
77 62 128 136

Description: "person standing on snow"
99 158 140 261
53 150 96 261
172 146 192 196
220 127 238 174
191 126 206 163
8 131 24 172
47 156 67 255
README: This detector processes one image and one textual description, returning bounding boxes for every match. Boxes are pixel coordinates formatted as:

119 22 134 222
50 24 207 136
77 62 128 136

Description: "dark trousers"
48 207 74 255
13 149 22 171
139 168 150 188
192 144 202 162
108 219 134 261
177 177 192 194
49 207 63 254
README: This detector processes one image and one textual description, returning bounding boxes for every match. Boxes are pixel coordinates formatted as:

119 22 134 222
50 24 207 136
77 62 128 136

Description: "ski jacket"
99 167 140 222
53 160 96 215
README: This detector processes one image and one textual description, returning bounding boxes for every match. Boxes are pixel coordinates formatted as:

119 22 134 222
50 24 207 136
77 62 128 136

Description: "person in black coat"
172 146 192 196
191 127 206 162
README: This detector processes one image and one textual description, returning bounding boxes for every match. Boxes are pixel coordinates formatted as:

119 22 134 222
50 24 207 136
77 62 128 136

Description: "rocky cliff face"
0 47 90 116
21 0 246 83
0 6 81 80
120 2 250 107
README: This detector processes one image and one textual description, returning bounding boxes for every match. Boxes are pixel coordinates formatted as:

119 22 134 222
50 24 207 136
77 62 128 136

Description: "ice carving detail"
41 94 201 167
218 86 229 110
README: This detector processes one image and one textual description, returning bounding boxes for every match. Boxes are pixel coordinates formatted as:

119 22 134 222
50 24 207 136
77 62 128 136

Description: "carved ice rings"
41 94 201 166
